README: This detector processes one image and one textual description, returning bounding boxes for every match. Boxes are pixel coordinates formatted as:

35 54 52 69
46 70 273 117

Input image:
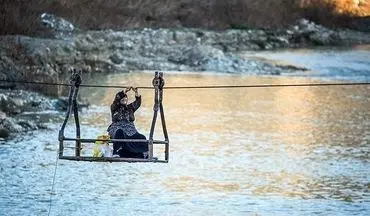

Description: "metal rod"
59 156 168 163
158 72 170 161
58 82 75 158
148 72 160 160
72 74 82 157
63 137 167 144
149 111 158 159
160 103 170 161
63 137 168 144
63 142 166 150
58 86 74 140
64 138 148 142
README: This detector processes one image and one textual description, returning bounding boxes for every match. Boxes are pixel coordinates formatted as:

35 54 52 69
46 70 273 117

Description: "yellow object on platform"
92 134 111 157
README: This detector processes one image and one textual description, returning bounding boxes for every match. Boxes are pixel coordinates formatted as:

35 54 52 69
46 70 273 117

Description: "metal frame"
58 70 169 163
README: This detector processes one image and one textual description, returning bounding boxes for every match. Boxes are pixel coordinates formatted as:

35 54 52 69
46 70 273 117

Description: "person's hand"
132 87 140 97
125 87 132 93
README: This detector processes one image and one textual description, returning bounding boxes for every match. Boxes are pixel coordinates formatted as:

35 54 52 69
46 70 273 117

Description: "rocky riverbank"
1 14 369 137
0 90 57 139
0 89 90 139
1 15 370 95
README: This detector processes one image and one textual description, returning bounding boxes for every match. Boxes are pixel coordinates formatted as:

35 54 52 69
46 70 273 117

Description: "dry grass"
0 0 369 35
299 0 370 28
312 0 370 16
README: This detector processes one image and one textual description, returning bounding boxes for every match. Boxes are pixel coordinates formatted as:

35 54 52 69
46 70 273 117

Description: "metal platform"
58 71 169 163
60 156 167 163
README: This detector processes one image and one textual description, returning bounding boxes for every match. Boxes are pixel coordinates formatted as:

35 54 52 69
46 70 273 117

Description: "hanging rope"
48 149 59 216
1 79 370 89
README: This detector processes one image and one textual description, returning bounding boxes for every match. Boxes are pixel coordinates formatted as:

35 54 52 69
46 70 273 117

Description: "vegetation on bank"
0 0 369 36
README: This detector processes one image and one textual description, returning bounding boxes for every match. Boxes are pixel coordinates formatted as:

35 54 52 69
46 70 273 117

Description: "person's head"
115 91 128 105
120 96 128 105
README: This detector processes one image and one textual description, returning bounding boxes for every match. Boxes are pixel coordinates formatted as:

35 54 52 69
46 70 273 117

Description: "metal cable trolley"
58 71 169 163
2 71 370 163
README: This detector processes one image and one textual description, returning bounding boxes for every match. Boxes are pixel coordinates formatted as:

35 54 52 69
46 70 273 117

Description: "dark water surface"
1 49 370 215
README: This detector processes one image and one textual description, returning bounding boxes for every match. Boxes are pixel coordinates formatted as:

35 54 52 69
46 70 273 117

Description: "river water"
1 47 370 216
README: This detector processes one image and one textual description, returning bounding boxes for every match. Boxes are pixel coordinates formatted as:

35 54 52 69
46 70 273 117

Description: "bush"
299 0 370 29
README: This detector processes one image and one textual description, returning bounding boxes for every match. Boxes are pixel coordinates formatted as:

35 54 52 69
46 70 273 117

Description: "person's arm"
129 87 141 111
111 102 120 119
111 102 119 114
125 87 132 93
111 92 122 121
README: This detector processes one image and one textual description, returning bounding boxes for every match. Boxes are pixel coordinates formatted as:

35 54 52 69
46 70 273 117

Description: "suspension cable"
1 79 370 89
47 149 59 216
163 82 370 89
1 80 70 87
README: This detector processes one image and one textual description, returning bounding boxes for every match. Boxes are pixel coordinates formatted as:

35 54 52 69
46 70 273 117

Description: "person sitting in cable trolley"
58 71 169 163
107 87 148 158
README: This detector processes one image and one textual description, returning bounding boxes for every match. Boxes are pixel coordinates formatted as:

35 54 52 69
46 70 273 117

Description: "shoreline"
1 18 370 138
1 28 368 89
1 19 369 97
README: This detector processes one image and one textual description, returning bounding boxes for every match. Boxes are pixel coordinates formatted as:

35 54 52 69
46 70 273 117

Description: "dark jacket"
107 96 141 137
111 96 141 123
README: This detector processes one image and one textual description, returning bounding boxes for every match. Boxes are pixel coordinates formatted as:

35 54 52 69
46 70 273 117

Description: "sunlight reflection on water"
0 72 369 215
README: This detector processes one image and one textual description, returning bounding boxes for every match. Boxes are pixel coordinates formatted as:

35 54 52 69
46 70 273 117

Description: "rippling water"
242 45 370 81
1 51 370 215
